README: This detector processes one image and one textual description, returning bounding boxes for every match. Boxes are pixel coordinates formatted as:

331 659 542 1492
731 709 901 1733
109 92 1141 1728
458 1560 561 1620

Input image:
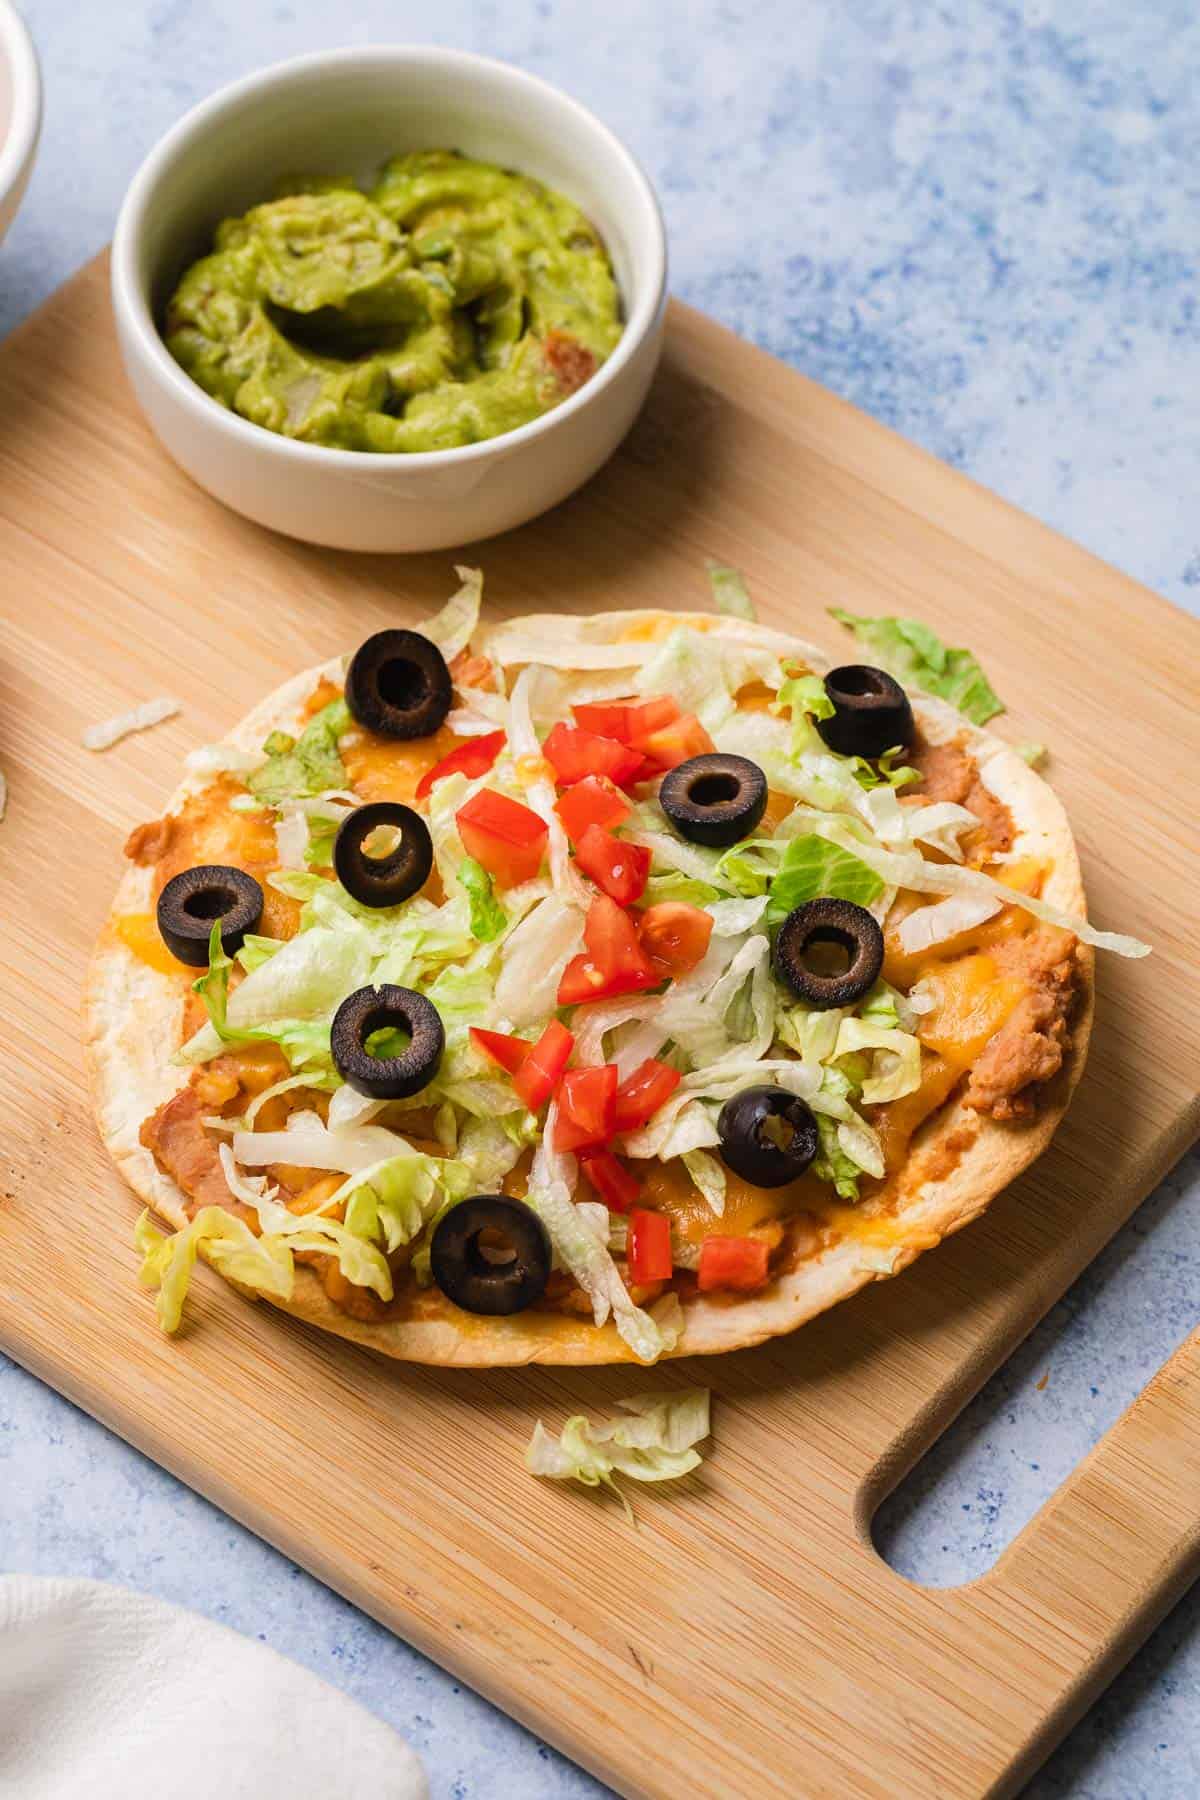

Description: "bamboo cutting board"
1 254 1198 1800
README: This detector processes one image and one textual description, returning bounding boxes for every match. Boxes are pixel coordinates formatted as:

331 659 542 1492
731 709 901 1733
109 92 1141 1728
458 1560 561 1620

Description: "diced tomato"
637 901 714 977
579 1146 641 1213
628 1209 672 1284
573 695 680 745
542 721 644 790
512 1019 573 1111
414 730 505 801
584 894 659 990
469 1027 529 1076
612 1058 682 1133
557 954 611 1007
456 788 548 888
697 1235 770 1293
637 713 715 775
557 897 661 1006
554 774 630 845
574 825 651 906
553 1065 619 1152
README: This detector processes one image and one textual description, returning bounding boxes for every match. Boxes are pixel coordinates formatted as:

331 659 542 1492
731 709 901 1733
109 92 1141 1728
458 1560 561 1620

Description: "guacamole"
163 151 623 453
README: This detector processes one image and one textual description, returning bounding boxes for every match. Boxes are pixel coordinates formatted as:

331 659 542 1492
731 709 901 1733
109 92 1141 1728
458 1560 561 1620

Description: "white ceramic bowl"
112 47 667 553
0 0 41 247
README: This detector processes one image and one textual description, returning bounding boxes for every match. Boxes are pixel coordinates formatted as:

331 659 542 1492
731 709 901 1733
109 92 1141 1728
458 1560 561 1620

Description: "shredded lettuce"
682 1149 726 1217
421 565 484 662
247 698 351 806
765 833 885 922
833 1017 921 1104
135 1206 293 1333
235 934 284 974
334 1152 470 1253
829 608 1003 725
644 870 723 908
707 563 756 620
1015 741 1048 768
459 856 507 942
526 1390 710 1515
495 895 584 1027
813 1115 862 1201
528 1114 670 1363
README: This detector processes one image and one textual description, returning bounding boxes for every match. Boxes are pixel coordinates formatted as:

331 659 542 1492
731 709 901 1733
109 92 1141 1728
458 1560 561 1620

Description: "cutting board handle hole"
870 1159 1198 1587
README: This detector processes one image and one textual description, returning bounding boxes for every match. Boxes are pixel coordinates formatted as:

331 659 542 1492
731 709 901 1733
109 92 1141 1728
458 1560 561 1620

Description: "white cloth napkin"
0 1576 428 1799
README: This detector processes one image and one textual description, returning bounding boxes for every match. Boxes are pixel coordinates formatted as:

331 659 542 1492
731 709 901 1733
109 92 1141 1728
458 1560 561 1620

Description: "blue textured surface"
2 3 1198 1795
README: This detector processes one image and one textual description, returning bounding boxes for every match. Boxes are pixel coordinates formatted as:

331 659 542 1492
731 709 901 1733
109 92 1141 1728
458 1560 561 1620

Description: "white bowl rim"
0 0 41 211
111 44 668 472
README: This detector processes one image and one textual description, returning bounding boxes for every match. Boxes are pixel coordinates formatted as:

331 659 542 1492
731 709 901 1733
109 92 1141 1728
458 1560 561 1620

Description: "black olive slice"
345 629 453 740
156 864 264 968
659 752 768 847
333 802 433 908
717 1085 819 1188
429 1195 552 1315
773 898 884 1010
330 984 444 1098
816 664 915 760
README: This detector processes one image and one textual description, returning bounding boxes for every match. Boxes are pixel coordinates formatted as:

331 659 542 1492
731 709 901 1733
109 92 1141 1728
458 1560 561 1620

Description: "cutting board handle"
976 1327 1200 1774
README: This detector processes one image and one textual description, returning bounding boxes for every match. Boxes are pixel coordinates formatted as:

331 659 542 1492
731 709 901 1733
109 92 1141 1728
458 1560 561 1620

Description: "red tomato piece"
637 901 714 977
512 1019 574 1111
637 713 715 775
574 825 651 906
697 1235 770 1293
542 721 644 789
456 788 548 888
553 1065 619 1152
579 1147 641 1213
583 894 659 991
557 954 611 1007
469 1027 529 1076
628 1209 672 1284
612 1058 682 1133
414 730 505 801
573 695 680 745
553 774 631 845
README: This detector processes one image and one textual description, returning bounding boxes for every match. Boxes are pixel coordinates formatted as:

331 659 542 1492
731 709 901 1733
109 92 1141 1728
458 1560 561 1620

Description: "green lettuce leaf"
459 856 507 942
812 1115 862 1202
766 833 885 923
845 746 920 792
829 609 1003 724
526 1390 711 1515
135 1206 293 1333
707 562 756 620
235 933 284 974
643 870 723 908
333 1151 470 1253
421 565 483 662
247 697 351 806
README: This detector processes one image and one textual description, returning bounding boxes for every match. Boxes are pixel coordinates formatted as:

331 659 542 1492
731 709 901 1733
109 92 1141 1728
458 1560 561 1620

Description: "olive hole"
466 1228 518 1274
364 1022 413 1060
835 669 887 698
689 772 741 808
362 823 403 860
183 887 236 920
762 1113 797 1151
377 657 428 711
799 928 854 978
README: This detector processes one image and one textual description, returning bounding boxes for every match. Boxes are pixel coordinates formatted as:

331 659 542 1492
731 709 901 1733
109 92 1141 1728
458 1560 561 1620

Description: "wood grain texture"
1 254 1197 1800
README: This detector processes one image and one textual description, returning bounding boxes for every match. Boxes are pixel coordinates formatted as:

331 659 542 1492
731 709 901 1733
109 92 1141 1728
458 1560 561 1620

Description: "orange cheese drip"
341 723 459 804
115 913 193 976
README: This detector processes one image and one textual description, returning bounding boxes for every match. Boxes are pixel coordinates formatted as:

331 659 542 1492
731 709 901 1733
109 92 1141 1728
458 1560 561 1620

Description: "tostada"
87 571 1145 1364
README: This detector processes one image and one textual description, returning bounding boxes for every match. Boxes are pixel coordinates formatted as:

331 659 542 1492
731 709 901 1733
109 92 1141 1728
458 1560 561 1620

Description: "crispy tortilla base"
86 613 1094 1363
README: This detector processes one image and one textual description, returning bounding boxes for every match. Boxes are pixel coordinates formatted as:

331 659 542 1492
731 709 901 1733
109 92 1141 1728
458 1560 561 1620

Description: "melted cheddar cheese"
115 913 193 976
